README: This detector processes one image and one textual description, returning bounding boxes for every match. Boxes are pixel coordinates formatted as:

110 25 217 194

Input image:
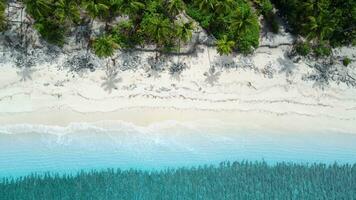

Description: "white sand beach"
1 39 355 133
1 1 355 134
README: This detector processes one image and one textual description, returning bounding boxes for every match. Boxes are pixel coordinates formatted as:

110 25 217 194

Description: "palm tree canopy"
216 35 235 55
176 21 194 42
166 0 186 17
83 0 109 20
92 35 120 58
24 0 52 19
54 0 80 24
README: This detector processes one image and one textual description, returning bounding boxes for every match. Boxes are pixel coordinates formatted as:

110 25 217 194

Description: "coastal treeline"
185 0 260 55
0 0 355 57
0 0 5 31
272 0 356 56
1 161 356 199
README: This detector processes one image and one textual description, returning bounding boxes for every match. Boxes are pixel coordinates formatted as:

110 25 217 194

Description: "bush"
261 0 273 15
314 42 332 57
257 0 279 34
271 0 355 47
186 0 260 55
34 19 66 46
295 42 311 56
0 0 5 31
343 57 351 66
265 13 279 33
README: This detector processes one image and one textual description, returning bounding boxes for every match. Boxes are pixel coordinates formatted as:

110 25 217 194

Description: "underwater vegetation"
1 161 355 199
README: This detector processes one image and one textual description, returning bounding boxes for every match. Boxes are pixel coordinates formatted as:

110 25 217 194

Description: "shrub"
314 42 332 57
261 0 273 15
295 42 311 56
186 0 260 55
0 0 5 31
272 0 355 47
256 0 279 34
34 19 66 46
343 57 351 66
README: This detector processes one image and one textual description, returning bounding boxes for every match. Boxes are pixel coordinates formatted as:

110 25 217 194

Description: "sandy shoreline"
0 107 355 134
1 39 356 133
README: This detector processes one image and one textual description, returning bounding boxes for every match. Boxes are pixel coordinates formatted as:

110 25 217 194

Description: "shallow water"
1 120 356 178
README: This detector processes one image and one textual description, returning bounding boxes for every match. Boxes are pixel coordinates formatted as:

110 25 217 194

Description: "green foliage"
314 41 331 57
186 0 260 55
92 34 120 58
140 13 174 47
23 0 82 46
82 0 109 20
295 41 311 56
343 57 351 67
255 0 279 33
272 0 356 46
217 35 235 55
54 0 81 25
111 19 137 48
0 0 5 31
1 161 356 199
34 19 66 46
106 0 193 51
24 0 52 19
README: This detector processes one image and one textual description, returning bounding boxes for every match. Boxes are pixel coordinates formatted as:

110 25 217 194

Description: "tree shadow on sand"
101 67 122 94
145 56 170 79
303 62 356 89
277 54 297 77
204 67 221 86
116 51 143 71
17 66 35 82
169 61 188 81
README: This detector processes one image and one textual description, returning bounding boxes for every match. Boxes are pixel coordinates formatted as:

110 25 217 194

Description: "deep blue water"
1 121 356 178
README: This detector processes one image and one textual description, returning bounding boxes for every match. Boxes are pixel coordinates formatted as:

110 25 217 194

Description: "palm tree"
23 0 51 20
82 1 109 52
166 0 186 17
216 35 235 55
140 14 172 57
92 35 120 58
111 0 144 17
83 0 109 22
0 0 6 31
215 0 233 14
195 0 216 11
54 0 80 25
305 14 334 41
176 21 193 62
302 0 317 15
228 5 255 35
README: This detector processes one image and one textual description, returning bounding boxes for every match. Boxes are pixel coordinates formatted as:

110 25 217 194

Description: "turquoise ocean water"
1 121 356 178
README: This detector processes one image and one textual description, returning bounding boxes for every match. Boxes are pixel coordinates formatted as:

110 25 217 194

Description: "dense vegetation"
272 0 356 56
0 0 5 31
0 0 355 57
185 0 260 55
1 161 355 199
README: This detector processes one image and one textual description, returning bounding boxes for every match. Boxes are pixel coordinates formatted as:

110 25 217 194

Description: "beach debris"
247 81 257 90
120 55 141 71
303 62 356 89
169 62 188 75
261 61 276 79
147 56 167 72
64 54 97 72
